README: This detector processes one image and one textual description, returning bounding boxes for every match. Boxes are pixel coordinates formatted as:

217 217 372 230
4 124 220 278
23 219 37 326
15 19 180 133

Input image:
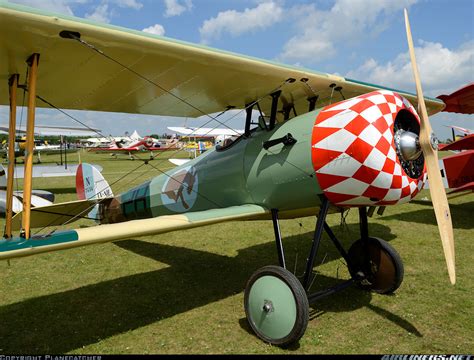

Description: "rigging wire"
32 160 150 234
27 76 292 234
34 34 315 179
30 82 315 236
36 95 109 140
68 33 242 136
25 33 319 234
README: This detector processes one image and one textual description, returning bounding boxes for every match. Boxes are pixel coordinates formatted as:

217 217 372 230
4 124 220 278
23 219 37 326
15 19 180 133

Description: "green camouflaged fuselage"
105 110 323 223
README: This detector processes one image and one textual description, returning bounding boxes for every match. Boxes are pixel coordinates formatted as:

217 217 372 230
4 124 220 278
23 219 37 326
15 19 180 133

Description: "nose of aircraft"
311 90 426 207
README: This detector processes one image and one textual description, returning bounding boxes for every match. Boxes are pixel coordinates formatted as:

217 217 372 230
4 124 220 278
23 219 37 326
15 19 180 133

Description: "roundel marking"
160 166 199 212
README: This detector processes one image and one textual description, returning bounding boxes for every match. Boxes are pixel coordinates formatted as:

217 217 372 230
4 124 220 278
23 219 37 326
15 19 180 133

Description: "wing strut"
4 74 19 238
21 53 40 239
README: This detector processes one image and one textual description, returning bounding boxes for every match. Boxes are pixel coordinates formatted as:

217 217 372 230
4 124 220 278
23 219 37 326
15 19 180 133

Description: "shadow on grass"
380 201 474 229
0 222 420 353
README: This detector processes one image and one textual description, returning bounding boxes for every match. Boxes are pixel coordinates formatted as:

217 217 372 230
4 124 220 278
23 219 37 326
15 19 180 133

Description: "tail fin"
76 163 113 200
76 163 113 222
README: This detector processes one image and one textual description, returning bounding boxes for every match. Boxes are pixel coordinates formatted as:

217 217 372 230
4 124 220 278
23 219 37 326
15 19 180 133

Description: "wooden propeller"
404 9 455 284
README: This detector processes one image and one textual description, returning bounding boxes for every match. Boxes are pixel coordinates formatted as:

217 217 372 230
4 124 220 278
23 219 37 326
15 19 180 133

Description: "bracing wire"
28 79 293 235
25 33 320 235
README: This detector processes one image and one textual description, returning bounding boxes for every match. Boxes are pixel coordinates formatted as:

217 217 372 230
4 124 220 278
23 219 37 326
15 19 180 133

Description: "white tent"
130 130 142 140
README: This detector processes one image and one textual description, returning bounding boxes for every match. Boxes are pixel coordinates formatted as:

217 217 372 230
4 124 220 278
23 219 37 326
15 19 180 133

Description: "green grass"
0 149 473 354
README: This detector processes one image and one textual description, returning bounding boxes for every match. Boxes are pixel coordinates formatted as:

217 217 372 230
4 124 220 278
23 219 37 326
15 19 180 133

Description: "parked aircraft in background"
0 163 103 214
89 136 178 159
0 124 101 162
437 83 474 115
0 124 102 137
428 135 474 197
168 126 244 138
87 129 180 159
446 125 473 135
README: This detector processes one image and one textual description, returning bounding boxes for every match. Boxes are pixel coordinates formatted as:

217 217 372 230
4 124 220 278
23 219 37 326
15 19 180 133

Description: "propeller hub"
394 129 422 161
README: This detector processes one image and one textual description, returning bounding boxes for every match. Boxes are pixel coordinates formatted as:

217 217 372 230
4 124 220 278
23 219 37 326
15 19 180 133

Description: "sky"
2 0 473 140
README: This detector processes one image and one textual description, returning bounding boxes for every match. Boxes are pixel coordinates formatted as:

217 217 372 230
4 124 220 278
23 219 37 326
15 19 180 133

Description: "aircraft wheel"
348 237 404 294
244 265 308 347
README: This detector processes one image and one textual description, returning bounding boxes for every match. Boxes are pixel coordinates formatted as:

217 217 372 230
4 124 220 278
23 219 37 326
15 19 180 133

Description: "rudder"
76 163 113 200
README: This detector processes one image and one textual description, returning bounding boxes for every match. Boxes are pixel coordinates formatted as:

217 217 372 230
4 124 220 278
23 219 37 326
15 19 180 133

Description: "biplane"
435 134 474 197
0 2 461 346
0 123 100 161
88 135 164 159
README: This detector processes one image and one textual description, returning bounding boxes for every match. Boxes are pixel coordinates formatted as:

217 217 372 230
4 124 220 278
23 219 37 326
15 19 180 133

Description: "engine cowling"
311 90 426 207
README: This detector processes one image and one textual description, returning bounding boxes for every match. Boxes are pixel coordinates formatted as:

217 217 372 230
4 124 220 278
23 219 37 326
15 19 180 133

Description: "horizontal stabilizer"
1 164 103 179
10 199 102 231
169 158 191 166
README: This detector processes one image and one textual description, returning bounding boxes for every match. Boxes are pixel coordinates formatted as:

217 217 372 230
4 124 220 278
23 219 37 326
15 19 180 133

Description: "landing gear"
244 265 308 347
243 199 405 346
348 237 404 294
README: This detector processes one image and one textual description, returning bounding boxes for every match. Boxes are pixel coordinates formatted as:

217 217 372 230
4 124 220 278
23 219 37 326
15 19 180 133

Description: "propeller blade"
404 9 456 284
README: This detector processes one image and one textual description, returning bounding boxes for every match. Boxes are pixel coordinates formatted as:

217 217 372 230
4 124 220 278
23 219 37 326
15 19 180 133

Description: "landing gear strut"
244 197 404 346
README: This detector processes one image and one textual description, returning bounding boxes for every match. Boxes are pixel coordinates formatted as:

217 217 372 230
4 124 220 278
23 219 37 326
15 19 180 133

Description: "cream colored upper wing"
0 1 445 120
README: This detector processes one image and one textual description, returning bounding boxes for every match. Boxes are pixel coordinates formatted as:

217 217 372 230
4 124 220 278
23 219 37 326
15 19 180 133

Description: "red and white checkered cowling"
311 90 426 207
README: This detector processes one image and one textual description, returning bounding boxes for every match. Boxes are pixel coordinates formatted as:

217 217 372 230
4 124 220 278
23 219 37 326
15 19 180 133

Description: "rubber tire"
244 265 309 347
348 237 404 294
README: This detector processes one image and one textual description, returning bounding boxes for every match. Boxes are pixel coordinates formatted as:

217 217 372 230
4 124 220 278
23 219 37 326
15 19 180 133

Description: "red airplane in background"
88 136 178 159
437 135 474 197
430 84 474 197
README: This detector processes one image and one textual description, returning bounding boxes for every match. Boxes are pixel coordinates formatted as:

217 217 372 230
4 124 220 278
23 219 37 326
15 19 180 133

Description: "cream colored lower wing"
0 204 268 260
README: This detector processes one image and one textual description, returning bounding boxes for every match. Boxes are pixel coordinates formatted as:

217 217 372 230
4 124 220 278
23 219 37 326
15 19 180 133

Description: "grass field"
0 149 472 354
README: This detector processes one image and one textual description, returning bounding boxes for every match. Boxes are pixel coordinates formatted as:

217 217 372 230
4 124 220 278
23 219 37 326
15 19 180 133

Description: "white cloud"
8 0 88 15
164 0 192 18
115 0 142 10
199 1 283 44
11 0 143 22
346 40 474 97
85 3 111 23
279 0 418 64
83 0 143 24
142 24 166 36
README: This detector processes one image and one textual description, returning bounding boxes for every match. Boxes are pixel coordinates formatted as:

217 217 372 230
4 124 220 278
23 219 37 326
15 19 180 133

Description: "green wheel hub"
248 275 297 339
244 265 309 346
